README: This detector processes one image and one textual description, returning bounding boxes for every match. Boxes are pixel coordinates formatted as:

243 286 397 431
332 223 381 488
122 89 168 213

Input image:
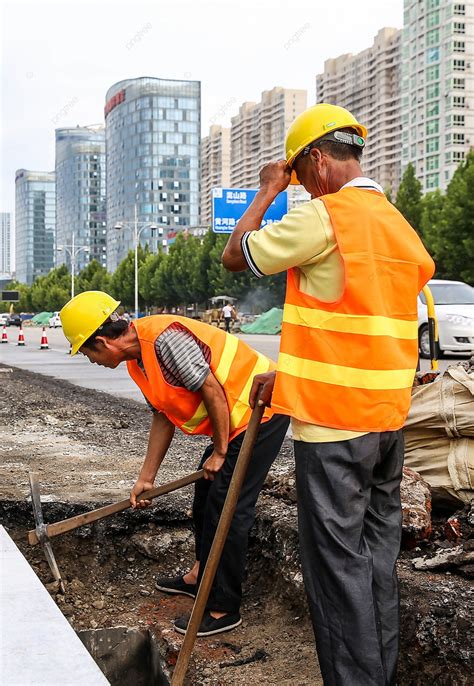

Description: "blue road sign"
212 188 288 233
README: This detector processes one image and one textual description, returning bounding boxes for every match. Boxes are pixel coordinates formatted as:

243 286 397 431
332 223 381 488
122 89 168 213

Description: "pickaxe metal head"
28 472 65 594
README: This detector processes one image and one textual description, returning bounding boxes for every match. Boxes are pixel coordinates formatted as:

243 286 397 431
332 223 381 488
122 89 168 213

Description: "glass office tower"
55 126 106 272
15 170 55 285
105 77 201 271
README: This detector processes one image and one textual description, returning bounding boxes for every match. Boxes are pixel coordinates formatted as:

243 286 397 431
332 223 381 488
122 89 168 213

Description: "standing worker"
222 104 435 685
60 292 289 636
221 302 235 332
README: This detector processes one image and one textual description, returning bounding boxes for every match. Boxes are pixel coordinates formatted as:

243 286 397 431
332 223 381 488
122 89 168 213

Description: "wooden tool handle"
28 469 204 546
171 401 265 685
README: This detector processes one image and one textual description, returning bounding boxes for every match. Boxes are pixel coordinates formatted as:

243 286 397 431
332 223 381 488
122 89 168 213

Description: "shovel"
27 469 205 592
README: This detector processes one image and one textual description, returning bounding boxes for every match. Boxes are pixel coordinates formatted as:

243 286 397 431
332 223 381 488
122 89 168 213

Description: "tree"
76 260 111 294
426 152 474 283
29 265 71 311
395 163 423 235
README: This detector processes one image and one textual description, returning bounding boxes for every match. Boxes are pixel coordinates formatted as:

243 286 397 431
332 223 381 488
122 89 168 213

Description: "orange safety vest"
127 315 275 440
271 187 435 432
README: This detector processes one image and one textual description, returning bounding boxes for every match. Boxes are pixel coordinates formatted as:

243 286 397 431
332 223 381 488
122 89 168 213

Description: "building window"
426 83 440 99
453 40 465 52
454 4 466 15
453 77 465 89
427 10 439 27
426 65 440 81
453 22 465 34
454 114 465 126
453 95 466 107
453 59 465 71
426 155 439 171
453 132 465 145
426 120 439 135
427 0 440 8
426 47 440 64
426 173 439 189
426 29 439 46
426 101 439 117
426 139 439 153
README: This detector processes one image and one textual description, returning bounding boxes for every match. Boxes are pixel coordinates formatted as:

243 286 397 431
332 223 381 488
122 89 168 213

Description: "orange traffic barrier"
17 327 25 346
1 325 8 343
39 327 49 350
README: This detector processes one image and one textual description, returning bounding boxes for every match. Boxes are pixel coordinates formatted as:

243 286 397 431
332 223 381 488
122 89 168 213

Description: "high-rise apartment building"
15 170 55 285
105 77 201 271
402 0 474 191
200 125 230 226
230 87 308 204
316 28 402 194
0 213 11 279
55 126 106 273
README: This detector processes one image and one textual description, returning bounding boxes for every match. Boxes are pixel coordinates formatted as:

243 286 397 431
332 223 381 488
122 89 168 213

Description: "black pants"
295 431 404 686
224 317 232 332
193 413 289 613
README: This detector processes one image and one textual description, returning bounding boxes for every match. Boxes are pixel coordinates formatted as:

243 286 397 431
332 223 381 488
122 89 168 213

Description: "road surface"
0 325 459 403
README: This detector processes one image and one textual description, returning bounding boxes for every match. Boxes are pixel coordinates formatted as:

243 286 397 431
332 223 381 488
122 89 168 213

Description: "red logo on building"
104 89 126 118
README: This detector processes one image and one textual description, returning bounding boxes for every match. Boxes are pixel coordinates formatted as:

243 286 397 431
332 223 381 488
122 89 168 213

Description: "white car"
0 313 9 327
48 311 62 328
418 279 474 358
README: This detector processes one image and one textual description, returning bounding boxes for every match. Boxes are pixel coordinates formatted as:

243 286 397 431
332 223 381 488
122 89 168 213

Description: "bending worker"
222 104 435 685
60 292 289 637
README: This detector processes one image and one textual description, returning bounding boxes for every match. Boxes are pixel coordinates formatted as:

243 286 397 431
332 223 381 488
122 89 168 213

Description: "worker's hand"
130 479 154 509
249 371 276 408
203 450 227 481
259 160 291 196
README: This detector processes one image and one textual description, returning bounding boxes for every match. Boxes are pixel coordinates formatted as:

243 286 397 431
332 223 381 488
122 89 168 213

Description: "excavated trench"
1 366 472 685
2 496 473 686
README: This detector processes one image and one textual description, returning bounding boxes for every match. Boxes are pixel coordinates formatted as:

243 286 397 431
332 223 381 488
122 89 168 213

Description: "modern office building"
0 212 11 279
15 170 55 285
402 0 474 191
105 77 201 271
200 125 231 226
316 27 403 194
55 126 106 273
230 87 307 192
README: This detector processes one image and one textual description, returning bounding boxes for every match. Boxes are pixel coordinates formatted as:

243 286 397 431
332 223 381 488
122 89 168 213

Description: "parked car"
0 313 9 327
418 279 474 358
6 313 22 327
48 312 62 328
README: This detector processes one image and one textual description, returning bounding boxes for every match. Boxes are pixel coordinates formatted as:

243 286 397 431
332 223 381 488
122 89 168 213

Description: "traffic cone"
1 326 7 343
39 327 49 350
17 327 25 346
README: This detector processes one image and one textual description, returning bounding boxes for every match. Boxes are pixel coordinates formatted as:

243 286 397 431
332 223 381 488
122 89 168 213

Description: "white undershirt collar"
340 177 384 193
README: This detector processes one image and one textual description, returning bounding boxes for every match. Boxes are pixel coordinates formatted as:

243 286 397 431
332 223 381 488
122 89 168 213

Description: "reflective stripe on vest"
271 187 435 432
127 315 275 439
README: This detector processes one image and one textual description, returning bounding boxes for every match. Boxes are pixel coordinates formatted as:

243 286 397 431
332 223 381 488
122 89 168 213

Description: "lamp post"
57 234 90 299
114 205 159 320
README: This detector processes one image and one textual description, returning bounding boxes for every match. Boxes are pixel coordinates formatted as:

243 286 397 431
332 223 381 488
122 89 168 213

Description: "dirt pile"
1 364 472 684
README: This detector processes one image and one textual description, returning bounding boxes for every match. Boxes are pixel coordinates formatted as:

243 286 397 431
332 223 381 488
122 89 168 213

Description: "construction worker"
222 104 435 685
60 292 289 637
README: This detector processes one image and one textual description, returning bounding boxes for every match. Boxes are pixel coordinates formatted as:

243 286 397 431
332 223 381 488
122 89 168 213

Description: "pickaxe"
27 469 204 592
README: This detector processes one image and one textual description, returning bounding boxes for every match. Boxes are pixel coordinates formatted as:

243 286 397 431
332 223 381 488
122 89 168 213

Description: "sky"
0 0 403 263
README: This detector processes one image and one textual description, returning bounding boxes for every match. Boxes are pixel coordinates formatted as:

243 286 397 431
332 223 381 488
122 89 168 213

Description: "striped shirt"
138 323 211 411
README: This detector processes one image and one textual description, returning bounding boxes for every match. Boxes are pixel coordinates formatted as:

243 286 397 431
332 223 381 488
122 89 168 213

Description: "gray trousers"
294 431 404 686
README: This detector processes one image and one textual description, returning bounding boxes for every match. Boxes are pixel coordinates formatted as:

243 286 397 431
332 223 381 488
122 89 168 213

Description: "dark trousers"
224 317 232 332
193 413 289 613
294 431 404 686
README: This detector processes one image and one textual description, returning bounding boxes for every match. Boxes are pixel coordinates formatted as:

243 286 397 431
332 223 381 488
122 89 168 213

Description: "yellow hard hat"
285 103 367 184
60 291 121 356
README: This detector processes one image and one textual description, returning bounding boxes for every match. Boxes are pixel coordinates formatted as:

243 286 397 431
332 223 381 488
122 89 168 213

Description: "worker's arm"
130 411 175 509
200 371 230 481
222 160 291 271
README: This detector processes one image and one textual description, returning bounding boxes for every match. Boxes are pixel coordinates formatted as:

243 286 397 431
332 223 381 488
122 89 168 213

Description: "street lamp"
114 204 159 320
57 234 90 299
